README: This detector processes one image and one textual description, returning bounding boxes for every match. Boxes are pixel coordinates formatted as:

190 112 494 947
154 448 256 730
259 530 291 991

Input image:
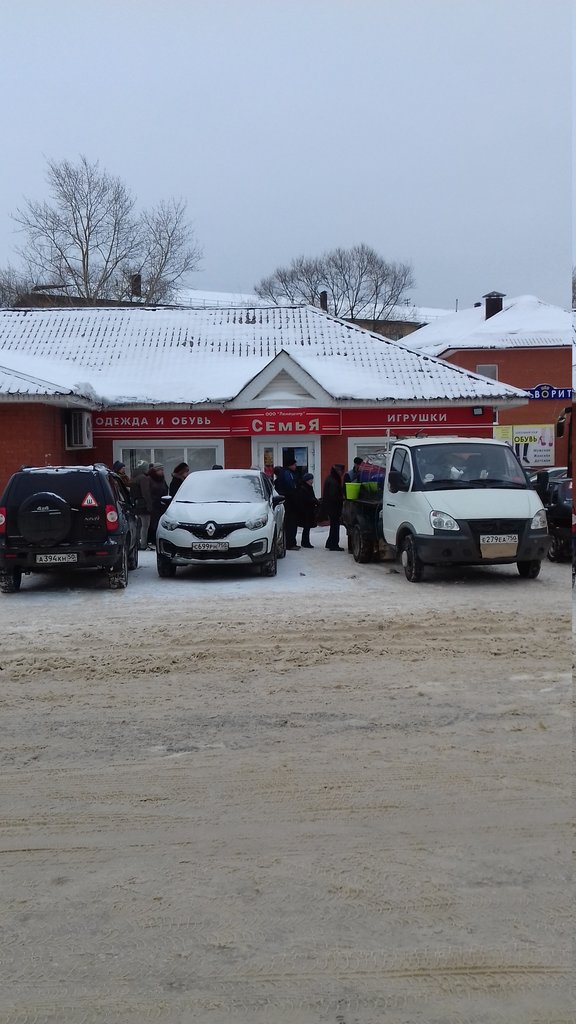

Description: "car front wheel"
157 553 177 578
260 551 278 576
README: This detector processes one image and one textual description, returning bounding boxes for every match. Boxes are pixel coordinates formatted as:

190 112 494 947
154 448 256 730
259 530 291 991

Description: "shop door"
254 440 317 482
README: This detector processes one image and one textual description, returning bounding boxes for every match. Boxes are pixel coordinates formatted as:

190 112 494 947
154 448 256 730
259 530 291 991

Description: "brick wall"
0 404 71 486
445 347 571 465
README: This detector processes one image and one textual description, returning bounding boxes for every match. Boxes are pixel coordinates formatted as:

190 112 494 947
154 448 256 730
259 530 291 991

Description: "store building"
405 292 573 468
0 304 531 483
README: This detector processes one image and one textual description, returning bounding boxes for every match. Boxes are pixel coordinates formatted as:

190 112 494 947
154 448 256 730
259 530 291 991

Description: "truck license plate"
191 542 229 552
480 534 518 544
36 553 78 564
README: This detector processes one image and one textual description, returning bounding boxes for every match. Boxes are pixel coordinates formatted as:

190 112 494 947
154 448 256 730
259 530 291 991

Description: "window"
476 363 498 380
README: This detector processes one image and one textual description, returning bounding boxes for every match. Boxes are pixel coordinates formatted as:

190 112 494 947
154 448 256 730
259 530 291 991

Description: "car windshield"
174 472 265 503
412 443 528 491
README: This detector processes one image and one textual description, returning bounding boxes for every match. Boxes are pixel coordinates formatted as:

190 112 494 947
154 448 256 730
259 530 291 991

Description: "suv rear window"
4 471 108 507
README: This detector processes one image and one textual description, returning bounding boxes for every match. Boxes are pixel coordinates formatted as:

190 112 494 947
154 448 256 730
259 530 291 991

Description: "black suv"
0 464 140 593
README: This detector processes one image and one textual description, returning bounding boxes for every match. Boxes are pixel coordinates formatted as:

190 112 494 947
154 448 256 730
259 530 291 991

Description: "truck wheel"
351 524 373 563
517 559 541 579
401 535 424 582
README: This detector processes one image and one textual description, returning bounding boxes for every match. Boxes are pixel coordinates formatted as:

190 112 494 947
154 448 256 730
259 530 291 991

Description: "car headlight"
246 513 268 530
430 509 460 531
160 516 179 531
530 509 547 530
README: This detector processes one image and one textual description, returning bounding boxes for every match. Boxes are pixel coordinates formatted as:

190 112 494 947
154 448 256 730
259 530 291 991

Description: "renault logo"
206 522 216 537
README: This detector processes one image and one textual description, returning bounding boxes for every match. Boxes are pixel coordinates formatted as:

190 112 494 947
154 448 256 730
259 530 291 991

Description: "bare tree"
0 264 34 307
6 155 201 305
132 199 203 304
255 244 414 319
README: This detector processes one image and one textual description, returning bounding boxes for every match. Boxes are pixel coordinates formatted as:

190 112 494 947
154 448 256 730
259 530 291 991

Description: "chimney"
482 290 505 319
319 290 328 312
130 273 142 299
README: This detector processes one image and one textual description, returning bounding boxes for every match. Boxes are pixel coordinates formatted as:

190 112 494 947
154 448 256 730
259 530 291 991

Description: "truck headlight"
160 517 179 531
530 509 547 530
246 514 268 530
430 510 460 531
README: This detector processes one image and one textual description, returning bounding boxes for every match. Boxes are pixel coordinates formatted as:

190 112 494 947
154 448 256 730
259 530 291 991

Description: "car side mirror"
388 469 408 493
272 494 285 507
160 494 173 508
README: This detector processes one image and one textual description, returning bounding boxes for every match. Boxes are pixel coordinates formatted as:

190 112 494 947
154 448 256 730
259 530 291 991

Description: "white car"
156 469 286 578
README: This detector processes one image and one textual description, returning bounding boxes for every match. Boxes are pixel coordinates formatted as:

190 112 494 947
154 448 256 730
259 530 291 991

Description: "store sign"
93 410 231 437
230 408 341 435
526 383 572 400
341 406 493 431
93 404 494 438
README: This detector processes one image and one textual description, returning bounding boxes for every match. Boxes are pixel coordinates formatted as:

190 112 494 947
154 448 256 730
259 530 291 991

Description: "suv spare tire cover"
17 491 73 544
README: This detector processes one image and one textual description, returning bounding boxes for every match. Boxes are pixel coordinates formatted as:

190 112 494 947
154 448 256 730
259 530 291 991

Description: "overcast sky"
1 0 571 310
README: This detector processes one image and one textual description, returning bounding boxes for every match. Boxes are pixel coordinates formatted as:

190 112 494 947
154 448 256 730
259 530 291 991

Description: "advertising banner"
494 424 555 467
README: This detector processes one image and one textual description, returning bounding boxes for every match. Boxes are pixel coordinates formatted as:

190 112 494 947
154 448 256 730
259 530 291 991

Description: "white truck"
341 436 550 582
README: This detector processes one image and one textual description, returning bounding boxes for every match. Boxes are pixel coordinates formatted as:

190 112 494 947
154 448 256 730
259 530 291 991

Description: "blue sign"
527 383 573 400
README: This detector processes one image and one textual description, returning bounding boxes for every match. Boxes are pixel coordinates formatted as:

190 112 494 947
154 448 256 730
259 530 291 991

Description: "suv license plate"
36 553 78 564
191 542 229 552
480 534 518 544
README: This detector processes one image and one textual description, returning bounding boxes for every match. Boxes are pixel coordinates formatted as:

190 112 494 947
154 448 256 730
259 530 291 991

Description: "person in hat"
112 460 132 488
297 472 319 548
322 463 345 551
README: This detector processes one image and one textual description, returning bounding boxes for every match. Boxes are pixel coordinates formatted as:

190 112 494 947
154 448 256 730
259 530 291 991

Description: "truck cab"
382 437 550 581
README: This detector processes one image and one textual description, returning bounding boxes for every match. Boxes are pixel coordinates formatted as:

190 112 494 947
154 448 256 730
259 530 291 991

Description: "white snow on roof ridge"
0 303 530 406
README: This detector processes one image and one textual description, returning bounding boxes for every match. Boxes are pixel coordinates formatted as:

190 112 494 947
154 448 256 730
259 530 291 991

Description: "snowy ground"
1 525 572 1023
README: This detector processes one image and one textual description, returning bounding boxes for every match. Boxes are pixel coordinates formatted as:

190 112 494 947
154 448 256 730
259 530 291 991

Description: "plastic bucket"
345 482 361 499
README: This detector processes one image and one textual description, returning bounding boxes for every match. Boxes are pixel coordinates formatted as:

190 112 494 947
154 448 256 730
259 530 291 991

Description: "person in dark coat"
169 462 189 496
274 458 300 550
322 463 345 550
298 473 319 548
141 463 168 548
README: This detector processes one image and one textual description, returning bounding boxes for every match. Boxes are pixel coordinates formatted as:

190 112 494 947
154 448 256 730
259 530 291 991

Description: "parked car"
544 476 572 562
156 468 285 578
0 464 140 593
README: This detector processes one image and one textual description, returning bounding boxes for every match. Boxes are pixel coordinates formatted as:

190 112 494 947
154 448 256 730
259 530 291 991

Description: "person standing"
130 462 151 550
275 458 300 550
141 463 168 548
322 463 345 551
298 473 319 548
344 456 363 484
112 460 132 488
169 462 189 496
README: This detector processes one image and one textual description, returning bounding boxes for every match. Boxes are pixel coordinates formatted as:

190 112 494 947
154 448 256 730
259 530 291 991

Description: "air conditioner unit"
65 410 94 449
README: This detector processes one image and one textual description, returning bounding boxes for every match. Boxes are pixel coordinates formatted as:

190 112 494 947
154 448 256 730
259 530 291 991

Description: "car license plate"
480 534 518 544
36 552 78 564
191 542 229 552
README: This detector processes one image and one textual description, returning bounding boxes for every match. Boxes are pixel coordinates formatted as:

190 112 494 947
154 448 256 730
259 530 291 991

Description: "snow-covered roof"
404 295 571 356
0 304 529 408
173 288 453 324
